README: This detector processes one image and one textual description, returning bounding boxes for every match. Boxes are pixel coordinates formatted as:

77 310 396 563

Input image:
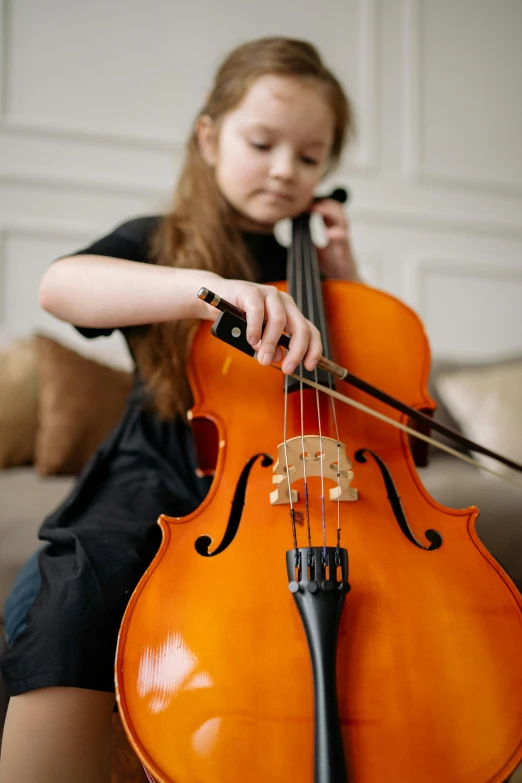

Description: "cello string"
282 370 298 553
273 367 522 490
295 218 313 549
284 230 299 556
302 219 327 558
326 369 343 555
304 223 344 555
311 366 327 559
199 285 522 473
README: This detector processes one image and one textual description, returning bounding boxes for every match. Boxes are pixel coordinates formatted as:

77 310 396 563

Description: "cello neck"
286 211 332 392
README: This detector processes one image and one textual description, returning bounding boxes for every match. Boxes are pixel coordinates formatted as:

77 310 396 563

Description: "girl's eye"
249 141 319 165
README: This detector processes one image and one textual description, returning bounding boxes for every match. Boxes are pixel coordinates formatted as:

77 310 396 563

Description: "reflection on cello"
117 190 522 781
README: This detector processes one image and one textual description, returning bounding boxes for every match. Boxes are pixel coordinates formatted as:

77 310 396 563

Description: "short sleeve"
58 215 162 339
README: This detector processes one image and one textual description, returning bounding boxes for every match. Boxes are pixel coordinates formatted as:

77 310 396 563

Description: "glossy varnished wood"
116 282 522 783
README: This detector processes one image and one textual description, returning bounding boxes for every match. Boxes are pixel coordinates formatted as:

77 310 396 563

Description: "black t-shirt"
71 215 163 340
42 215 289 525
71 215 288 341
0 218 291 696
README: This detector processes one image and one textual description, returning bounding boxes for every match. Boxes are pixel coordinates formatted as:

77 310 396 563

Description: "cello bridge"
270 436 358 506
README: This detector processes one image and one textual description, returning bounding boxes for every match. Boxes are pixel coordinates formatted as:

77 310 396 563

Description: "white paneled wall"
0 0 521 369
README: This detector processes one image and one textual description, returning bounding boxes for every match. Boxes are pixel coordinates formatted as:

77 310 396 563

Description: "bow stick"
198 287 522 488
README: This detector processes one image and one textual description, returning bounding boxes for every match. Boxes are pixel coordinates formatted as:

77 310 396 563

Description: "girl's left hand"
311 199 360 281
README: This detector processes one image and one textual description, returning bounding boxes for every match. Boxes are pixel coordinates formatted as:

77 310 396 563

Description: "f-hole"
355 448 442 551
195 453 273 557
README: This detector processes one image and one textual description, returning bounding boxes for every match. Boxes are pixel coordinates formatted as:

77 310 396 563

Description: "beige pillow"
436 357 522 477
0 338 39 468
427 359 466 456
35 334 133 476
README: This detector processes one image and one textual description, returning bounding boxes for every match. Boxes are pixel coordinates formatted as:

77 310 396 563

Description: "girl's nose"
269 151 296 181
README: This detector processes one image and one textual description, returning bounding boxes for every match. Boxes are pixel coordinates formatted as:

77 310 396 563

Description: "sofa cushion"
436 356 522 477
0 339 38 469
34 334 133 476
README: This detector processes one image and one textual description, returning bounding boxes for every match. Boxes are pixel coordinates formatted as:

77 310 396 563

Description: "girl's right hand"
201 278 323 376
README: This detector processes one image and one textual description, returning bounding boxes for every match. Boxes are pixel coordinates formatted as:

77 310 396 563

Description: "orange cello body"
116 280 522 783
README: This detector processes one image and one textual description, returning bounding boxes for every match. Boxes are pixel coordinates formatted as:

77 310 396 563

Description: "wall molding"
0 0 181 151
0 0 379 178
351 203 522 240
403 254 522 313
0 170 169 200
0 0 7 119
1 115 182 154
0 229 5 325
350 0 380 174
358 250 383 287
0 221 98 243
0 221 97 328
3 171 522 240
0 220 134 369
401 0 522 198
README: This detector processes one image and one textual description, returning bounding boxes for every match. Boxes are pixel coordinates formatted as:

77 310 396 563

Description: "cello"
115 191 522 783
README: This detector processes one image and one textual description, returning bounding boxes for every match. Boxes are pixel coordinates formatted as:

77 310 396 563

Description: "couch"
1 333 521 781
0 334 147 781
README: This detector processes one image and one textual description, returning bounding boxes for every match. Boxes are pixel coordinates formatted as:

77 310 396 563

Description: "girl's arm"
39 254 220 327
39 254 323 374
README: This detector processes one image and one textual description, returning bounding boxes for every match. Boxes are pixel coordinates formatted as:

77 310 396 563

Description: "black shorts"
0 482 163 696
0 397 211 697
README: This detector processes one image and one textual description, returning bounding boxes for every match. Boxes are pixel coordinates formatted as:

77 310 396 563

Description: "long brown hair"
134 37 355 420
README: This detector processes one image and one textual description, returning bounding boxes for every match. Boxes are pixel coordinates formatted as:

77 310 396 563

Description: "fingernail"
259 351 271 366
283 361 295 374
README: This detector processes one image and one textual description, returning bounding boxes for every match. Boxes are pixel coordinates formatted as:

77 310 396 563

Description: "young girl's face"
201 75 335 228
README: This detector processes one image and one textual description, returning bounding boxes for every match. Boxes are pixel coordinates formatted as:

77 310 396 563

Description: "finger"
281 307 322 374
283 322 323 374
324 226 350 243
257 289 287 366
303 323 324 371
311 199 348 228
311 198 345 217
241 289 266 347
251 342 283 363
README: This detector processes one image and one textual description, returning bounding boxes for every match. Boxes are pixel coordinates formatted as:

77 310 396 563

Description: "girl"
0 36 359 783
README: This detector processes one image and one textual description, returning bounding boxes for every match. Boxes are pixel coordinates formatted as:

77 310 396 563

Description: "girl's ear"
196 115 218 166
